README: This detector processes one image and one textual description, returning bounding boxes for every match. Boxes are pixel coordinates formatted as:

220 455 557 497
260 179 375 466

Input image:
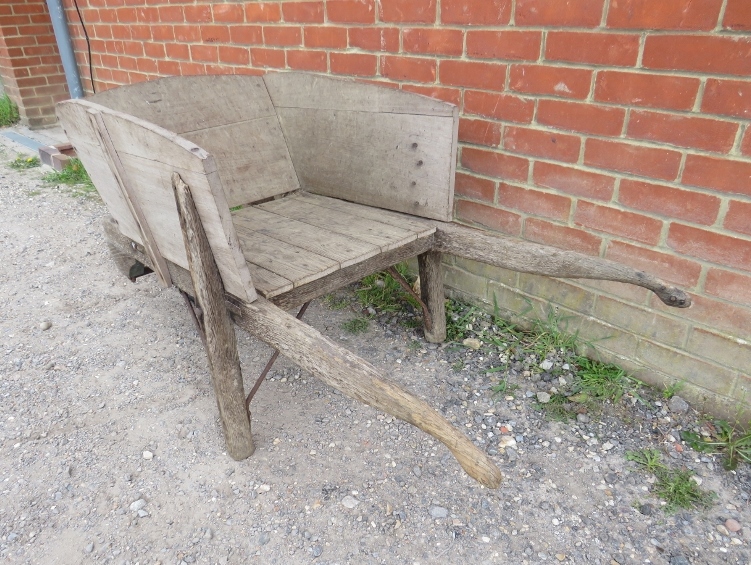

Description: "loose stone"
341 495 360 509
536 392 551 404
130 499 147 512
142 450 154 460
39 321 51 331
667 395 689 413
726 518 741 532
429 506 449 519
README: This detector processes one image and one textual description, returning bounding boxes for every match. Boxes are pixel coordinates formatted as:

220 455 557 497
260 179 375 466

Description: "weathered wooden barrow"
56 73 690 489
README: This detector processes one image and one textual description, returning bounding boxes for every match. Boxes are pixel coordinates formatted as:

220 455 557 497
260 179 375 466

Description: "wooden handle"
435 223 691 308
230 297 503 488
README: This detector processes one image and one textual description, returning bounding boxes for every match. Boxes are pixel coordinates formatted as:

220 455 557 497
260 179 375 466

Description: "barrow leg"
418 250 446 343
172 173 255 461
230 296 502 488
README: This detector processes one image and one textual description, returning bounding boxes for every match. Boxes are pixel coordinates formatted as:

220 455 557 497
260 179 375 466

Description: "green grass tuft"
341 317 369 335
0 94 19 126
43 158 97 198
682 420 751 471
9 155 40 169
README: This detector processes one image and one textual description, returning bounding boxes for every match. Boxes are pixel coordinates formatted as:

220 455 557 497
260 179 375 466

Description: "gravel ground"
1 144 750 565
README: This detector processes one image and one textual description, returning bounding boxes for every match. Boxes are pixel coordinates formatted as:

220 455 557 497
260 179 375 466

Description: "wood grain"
173 173 255 461
418 250 446 343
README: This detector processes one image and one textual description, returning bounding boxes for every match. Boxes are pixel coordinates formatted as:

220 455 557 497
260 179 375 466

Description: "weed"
490 376 518 395
682 420 751 471
230 205 243 212
451 359 464 373
0 94 19 126
626 449 715 513
445 300 480 342
9 155 40 169
43 158 94 192
323 293 350 310
356 263 418 313
527 306 580 358
341 317 369 335
400 317 421 329
663 380 685 400
575 356 642 403
407 339 421 352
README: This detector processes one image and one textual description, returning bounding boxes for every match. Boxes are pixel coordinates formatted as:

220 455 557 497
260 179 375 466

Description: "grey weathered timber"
418 250 447 343
229 296 502 488
435 223 692 308
58 72 695 490
173 173 255 460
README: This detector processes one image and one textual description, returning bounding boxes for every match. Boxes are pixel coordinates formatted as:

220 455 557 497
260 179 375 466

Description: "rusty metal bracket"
245 300 311 409
385 266 432 329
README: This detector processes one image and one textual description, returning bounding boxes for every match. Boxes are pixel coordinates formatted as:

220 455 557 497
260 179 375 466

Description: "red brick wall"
61 0 750 416
0 0 70 127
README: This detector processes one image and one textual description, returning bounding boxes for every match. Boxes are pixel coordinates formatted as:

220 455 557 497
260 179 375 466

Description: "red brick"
537 99 624 136
742 128 751 158
184 4 211 23
174 25 201 43
724 0 751 31
461 147 529 181
455 172 496 201
178 62 206 76
499 184 571 222
575 202 662 245
305 26 347 49
157 59 181 75
459 118 501 147
516 0 604 27
165 43 189 60
212 3 244 23
525 218 602 255
619 179 721 226
157 5 183 23
607 0 722 30
264 26 301 46
327 0 376 23
606 241 702 286
585 139 681 181
219 46 250 66
441 0 512 25
545 31 638 67
200 25 231 44
644 35 751 77
131 25 151 41
230 25 263 45
250 48 285 68
379 0 436 23
329 52 377 76
245 2 281 23
668 223 751 271
725 200 751 237
282 2 325 23
701 79 751 120
533 162 615 200
503 126 580 163
348 27 399 52
400 84 462 106
287 50 327 72
456 200 522 235
467 30 540 61
509 65 591 99
705 268 751 306
403 28 463 56
629 111 738 154
464 90 534 124
677 295 751 338
682 155 751 197
190 45 218 63
382 56 435 83
151 26 174 42
594 71 699 111
136 58 158 74
440 60 505 91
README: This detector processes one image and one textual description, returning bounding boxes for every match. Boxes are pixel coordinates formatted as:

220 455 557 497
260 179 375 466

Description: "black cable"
72 0 95 93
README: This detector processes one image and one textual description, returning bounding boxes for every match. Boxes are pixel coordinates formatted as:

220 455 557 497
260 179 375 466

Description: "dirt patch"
0 146 749 565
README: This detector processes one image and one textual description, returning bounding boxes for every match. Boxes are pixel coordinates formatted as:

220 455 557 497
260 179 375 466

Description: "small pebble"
726 518 741 532
258 532 270 546
429 506 449 519
142 450 153 460
341 495 360 509
462 338 482 350
39 321 51 331
84 542 94 554
536 392 551 404
667 395 689 413
576 413 590 424
540 359 554 371
498 435 517 448
311 545 322 558
130 499 146 512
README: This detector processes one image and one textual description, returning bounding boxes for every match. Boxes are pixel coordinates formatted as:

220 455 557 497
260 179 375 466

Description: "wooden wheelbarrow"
56 73 690 489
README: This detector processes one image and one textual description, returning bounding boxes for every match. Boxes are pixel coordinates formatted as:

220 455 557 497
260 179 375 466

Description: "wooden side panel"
274 107 456 221
265 73 457 221
57 99 256 302
86 75 300 207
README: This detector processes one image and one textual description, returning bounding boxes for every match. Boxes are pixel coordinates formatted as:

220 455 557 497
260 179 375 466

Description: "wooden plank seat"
56 72 692 490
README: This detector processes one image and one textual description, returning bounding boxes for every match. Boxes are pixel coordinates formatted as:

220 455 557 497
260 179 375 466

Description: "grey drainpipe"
46 0 83 99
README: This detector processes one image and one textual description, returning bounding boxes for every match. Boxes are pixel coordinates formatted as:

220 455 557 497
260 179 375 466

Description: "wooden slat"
264 73 455 116
187 117 300 208
246 264 293 298
234 226 339 287
274 107 456 221
88 75 276 134
257 195 418 251
233 207 381 267
296 193 436 238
